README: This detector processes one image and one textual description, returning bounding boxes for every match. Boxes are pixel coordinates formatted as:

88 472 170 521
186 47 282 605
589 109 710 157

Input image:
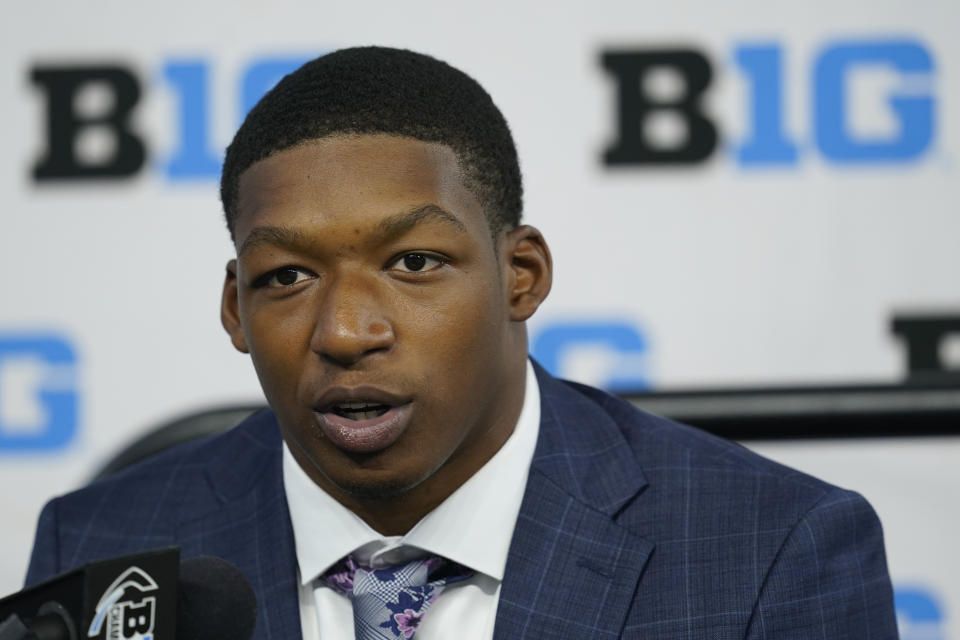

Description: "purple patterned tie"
321 554 475 639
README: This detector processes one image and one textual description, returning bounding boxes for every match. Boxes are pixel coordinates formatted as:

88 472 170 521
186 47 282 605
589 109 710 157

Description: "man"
26 47 898 639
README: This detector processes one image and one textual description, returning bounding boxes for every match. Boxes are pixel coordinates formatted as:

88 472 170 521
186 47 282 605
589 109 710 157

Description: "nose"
310 273 395 367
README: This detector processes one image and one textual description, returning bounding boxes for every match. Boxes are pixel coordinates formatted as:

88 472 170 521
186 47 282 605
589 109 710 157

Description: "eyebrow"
378 204 468 238
237 226 308 258
236 204 467 258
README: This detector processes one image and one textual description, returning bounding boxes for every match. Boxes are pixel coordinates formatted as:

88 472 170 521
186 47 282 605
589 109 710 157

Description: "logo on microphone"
88 567 158 640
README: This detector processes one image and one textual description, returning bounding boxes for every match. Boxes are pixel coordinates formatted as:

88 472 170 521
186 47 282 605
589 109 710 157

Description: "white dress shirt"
283 361 541 639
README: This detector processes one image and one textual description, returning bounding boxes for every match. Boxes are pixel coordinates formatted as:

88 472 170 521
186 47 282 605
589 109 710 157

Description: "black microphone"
0 601 76 640
0 550 257 640
1 547 179 640
176 556 257 640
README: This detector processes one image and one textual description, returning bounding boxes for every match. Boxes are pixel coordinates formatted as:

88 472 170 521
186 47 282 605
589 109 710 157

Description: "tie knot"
320 554 474 639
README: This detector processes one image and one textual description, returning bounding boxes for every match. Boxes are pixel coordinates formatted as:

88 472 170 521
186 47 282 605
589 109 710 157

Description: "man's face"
221 134 550 530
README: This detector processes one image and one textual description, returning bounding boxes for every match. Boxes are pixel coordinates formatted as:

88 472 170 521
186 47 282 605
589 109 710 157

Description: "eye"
390 253 446 273
252 266 315 288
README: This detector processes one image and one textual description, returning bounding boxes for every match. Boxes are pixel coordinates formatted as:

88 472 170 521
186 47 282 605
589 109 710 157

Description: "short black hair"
220 46 523 240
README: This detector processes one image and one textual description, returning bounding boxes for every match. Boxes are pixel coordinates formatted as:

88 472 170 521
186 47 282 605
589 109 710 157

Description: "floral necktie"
321 554 475 639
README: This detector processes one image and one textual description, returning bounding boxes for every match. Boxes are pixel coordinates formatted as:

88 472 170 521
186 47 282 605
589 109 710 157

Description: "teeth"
339 401 376 410
330 402 390 420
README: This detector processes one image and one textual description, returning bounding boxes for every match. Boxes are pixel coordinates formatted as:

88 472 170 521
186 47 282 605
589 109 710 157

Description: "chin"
334 470 427 502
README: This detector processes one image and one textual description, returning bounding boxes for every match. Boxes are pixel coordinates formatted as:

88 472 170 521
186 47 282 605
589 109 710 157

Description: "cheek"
400 280 505 379
242 302 315 391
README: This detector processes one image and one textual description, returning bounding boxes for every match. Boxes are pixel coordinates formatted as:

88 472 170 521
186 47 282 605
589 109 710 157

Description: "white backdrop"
1 1 957 636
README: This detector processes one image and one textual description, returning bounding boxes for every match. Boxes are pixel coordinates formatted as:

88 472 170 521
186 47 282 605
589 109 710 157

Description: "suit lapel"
494 366 655 639
178 411 303 640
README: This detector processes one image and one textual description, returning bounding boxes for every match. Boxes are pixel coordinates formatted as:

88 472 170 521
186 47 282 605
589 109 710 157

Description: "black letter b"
601 50 717 165
31 65 146 180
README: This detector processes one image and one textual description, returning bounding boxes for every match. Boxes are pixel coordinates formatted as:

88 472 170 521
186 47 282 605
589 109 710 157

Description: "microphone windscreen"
176 556 257 640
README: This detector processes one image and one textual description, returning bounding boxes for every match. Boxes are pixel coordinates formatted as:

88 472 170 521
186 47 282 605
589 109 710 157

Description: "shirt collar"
283 360 540 585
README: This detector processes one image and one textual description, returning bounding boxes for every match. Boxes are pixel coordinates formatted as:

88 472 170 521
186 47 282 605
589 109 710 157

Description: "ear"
502 225 553 322
221 259 250 353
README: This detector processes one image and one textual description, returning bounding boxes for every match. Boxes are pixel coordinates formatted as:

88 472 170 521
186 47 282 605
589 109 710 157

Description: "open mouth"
331 401 391 421
313 386 413 453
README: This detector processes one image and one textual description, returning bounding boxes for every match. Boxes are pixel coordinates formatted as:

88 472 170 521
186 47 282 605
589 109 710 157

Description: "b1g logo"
601 38 935 167
88 567 159 640
531 319 649 391
894 585 945 640
0 333 78 452
29 55 313 181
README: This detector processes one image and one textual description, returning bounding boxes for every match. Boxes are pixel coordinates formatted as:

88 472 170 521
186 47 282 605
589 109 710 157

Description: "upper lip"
313 385 411 413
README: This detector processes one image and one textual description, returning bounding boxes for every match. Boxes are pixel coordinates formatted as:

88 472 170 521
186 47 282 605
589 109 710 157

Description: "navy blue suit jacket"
26 366 898 638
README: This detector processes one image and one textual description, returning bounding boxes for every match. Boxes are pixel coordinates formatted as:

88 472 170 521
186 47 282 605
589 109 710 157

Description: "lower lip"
315 404 412 453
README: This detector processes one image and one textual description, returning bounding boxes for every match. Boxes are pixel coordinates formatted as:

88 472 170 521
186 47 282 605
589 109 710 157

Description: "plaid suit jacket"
26 364 899 638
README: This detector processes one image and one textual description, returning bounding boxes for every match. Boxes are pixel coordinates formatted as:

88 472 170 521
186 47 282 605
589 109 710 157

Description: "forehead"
233 134 487 243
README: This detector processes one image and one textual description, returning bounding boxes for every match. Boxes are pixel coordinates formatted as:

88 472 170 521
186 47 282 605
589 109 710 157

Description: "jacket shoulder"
552 380 897 637
25 409 280 585
565 379 839 501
